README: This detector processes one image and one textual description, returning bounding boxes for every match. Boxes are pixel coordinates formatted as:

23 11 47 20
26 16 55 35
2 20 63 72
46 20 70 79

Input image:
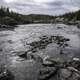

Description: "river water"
0 24 80 80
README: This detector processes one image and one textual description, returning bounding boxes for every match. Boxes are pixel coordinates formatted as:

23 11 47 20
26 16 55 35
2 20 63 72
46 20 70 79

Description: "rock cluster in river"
38 57 80 80
0 57 80 80
7 35 79 80
19 35 70 59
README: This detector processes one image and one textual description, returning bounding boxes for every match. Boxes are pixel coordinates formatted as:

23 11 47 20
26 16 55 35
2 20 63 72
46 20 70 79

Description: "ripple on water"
0 24 80 66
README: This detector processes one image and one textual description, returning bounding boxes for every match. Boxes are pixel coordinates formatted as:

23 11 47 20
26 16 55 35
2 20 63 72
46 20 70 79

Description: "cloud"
0 0 80 15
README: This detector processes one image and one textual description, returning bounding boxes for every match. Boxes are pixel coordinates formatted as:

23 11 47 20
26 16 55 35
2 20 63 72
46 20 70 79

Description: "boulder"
42 60 55 67
42 56 58 67
69 72 80 80
60 68 72 78
38 67 57 80
67 67 79 73
0 66 14 80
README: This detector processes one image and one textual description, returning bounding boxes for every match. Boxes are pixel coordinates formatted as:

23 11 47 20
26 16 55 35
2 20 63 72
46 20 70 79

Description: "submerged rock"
0 48 3 52
7 40 13 44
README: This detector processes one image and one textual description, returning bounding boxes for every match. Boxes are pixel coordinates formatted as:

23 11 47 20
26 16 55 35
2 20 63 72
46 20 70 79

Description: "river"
0 24 80 80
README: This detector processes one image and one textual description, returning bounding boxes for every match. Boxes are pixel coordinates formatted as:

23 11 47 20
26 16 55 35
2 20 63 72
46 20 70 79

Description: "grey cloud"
46 1 64 7
0 0 80 15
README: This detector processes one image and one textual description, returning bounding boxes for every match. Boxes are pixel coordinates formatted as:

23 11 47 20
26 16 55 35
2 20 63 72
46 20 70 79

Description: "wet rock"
57 26 62 29
0 48 3 52
67 67 79 73
18 51 27 59
42 58 57 67
60 50 64 54
8 40 13 44
60 68 72 78
64 43 69 47
69 72 80 80
73 58 80 61
31 54 43 63
38 67 57 80
37 57 80 80
77 23 80 29
26 35 70 56
70 61 80 70
0 66 14 80
39 36 48 40
31 48 37 53
0 70 14 80
64 38 70 41
59 67 80 80
42 60 55 67
39 46 46 50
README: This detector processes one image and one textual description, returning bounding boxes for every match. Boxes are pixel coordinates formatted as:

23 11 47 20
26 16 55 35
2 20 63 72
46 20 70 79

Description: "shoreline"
0 24 17 31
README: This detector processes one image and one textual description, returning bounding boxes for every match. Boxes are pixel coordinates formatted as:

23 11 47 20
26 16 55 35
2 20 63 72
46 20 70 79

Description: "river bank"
0 24 17 31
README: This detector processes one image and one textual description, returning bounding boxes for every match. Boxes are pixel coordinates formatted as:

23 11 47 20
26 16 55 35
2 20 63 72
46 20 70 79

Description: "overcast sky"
0 0 80 15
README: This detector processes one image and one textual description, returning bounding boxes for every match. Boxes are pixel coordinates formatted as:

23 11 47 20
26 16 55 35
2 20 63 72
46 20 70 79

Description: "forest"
0 6 80 26
0 6 55 26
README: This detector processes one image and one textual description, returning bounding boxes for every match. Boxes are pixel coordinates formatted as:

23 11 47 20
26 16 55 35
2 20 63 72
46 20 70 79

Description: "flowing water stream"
0 24 80 80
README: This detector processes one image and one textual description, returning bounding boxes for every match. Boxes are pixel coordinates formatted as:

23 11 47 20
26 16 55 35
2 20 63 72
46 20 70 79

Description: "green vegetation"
0 6 33 26
0 6 80 26
57 10 80 25
61 10 80 21
0 6 55 26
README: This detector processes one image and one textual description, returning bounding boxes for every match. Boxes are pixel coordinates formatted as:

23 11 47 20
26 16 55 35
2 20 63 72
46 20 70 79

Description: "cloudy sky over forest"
0 0 80 15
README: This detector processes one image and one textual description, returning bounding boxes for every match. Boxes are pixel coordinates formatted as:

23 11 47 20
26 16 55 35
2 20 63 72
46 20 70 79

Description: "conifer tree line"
0 6 55 26
0 6 80 26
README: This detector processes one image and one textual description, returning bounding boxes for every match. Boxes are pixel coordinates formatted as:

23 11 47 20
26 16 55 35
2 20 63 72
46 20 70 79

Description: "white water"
0 24 80 80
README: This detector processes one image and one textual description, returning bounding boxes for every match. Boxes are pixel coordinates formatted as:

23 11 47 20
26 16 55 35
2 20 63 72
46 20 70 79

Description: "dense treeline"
60 10 80 21
0 6 55 26
0 6 33 26
1 6 80 26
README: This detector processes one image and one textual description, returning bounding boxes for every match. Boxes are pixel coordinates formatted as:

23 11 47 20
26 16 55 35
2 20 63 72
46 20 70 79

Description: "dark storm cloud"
0 0 80 15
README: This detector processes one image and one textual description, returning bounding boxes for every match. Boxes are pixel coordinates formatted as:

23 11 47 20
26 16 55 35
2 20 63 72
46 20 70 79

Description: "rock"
8 40 13 44
77 23 80 28
30 54 43 63
0 66 14 80
60 50 64 54
70 61 80 70
60 68 72 78
67 67 79 73
69 72 80 80
38 67 57 80
38 58 80 80
31 48 37 53
0 70 14 80
0 48 2 52
42 60 54 67
42 56 57 67
57 26 62 29
63 38 70 41
39 36 48 40
73 58 80 61
18 51 27 59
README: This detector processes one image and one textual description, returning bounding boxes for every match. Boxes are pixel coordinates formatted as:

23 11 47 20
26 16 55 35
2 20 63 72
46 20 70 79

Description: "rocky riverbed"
0 24 80 80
